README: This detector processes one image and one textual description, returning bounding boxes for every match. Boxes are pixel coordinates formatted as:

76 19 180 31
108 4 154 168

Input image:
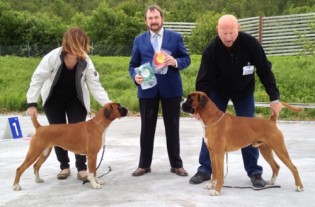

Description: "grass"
0 55 314 120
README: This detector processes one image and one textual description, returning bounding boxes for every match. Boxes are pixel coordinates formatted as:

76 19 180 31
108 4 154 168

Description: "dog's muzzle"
180 98 186 109
119 106 128 117
180 97 195 114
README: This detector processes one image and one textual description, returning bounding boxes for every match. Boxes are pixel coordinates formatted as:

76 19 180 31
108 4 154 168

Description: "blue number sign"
8 117 23 139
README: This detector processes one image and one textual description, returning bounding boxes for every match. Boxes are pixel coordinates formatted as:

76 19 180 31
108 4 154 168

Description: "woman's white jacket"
26 47 111 113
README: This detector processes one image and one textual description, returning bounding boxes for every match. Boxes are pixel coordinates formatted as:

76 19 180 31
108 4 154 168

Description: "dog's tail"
270 102 304 122
281 102 304 113
31 114 41 129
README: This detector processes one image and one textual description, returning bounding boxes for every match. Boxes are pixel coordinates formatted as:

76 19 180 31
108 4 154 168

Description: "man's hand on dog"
270 101 284 117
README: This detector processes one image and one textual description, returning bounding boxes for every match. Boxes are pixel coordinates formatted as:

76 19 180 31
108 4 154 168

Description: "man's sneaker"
250 174 266 188
189 171 210 184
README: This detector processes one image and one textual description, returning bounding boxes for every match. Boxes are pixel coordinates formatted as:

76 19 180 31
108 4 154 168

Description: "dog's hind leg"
33 147 52 183
271 138 304 192
258 144 280 185
13 143 44 190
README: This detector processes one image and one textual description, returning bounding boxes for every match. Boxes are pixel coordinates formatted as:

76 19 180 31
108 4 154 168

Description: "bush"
187 11 224 54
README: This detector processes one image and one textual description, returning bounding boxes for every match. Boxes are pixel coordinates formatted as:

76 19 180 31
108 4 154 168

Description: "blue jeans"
197 91 263 177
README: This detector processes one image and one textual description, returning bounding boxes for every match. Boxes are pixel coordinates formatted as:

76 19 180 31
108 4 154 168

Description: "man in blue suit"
129 4 191 177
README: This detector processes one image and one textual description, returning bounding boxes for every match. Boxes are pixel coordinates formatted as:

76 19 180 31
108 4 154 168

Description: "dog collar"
203 113 225 128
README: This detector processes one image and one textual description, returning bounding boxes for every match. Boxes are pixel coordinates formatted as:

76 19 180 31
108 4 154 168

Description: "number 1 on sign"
6 117 23 139
12 122 20 137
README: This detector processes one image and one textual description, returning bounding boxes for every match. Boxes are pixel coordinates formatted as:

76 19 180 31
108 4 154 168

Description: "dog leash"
96 145 106 170
223 184 281 190
223 153 281 190
96 144 112 178
82 144 112 185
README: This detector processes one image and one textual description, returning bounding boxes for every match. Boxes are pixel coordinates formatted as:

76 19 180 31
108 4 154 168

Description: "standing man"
189 14 282 187
129 5 191 177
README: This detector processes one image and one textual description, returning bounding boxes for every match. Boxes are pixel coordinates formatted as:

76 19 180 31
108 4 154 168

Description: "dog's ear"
200 95 208 108
104 107 112 119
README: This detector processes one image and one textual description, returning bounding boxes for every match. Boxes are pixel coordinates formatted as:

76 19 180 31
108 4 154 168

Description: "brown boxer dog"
181 91 304 196
13 102 128 190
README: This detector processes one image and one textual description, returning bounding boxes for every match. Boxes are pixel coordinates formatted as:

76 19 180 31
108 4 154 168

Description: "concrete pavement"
0 115 314 207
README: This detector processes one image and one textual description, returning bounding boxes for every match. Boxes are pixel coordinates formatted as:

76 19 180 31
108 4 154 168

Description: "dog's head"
103 102 128 120
180 91 209 115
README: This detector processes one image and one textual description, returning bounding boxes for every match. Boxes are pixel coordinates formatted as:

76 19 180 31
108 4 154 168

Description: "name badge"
243 64 254 75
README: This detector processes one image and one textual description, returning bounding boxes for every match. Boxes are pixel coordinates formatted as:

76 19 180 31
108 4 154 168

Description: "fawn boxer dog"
13 102 128 190
181 91 304 196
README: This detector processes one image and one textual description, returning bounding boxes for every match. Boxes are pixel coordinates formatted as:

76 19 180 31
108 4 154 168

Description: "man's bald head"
216 15 240 48
218 15 239 29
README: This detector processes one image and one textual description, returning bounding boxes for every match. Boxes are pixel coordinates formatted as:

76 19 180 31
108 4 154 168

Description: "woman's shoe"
77 170 88 181
57 169 71 180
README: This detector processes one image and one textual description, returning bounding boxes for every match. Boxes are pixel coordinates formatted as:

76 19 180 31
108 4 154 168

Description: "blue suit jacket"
129 29 191 98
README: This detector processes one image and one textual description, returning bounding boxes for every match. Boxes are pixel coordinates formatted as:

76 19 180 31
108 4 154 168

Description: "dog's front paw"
91 183 102 189
266 175 277 185
13 184 22 191
35 177 44 183
96 178 105 185
35 172 44 183
209 189 220 196
204 181 215 189
296 186 304 192
88 173 103 189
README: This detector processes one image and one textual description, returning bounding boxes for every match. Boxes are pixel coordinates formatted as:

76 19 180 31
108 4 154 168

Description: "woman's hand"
27 106 38 118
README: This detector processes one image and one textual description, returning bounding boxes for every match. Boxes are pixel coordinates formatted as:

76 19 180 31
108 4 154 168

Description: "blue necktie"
152 34 159 51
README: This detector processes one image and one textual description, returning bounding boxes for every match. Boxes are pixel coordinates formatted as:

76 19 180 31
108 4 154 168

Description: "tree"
0 2 66 56
187 11 223 54
165 0 206 22
85 3 144 56
0 2 26 45
2 0 315 56
285 5 315 14
114 1 145 18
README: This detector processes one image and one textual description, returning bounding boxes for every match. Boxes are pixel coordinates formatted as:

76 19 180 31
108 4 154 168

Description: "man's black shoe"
189 171 210 184
250 174 266 188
